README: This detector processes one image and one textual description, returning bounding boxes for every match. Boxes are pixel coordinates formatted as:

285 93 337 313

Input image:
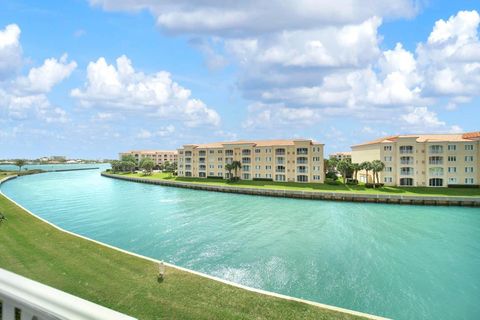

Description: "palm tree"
371 160 385 187
336 160 351 184
14 159 27 172
225 163 234 180
231 161 242 179
361 161 373 184
351 163 361 182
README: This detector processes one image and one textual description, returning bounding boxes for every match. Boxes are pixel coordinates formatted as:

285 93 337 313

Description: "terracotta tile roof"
352 132 480 147
121 150 178 154
180 139 323 149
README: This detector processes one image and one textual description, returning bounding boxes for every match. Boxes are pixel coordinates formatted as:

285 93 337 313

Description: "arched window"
400 178 414 186
429 178 443 187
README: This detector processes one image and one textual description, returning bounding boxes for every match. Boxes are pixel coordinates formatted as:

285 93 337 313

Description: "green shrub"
365 183 384 188
325 178 341 185
447 184 479 188
207 176 224 179
252 178 273 181
325 171 338 180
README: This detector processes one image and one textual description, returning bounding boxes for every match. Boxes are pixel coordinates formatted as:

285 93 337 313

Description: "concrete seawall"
101 173 480 207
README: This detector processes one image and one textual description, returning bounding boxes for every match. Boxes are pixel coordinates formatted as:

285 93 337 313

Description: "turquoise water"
0 163 103 172
1 169 479 320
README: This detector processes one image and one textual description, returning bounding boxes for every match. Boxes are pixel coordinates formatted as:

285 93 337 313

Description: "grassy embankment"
0 175 366 320
116 172 480 197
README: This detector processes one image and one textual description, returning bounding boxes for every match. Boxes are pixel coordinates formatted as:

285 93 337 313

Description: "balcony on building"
296 148 308 155
225 150 234 156
242 157 251 164
297 157 308 164
297 166 308 174
275 148 286 156
185 151 192 156
276 165 286 173
428 156 443 165
399 146 414 154
400 156 414 165
429 145 444 154
400 167 414 176
241 149 251 156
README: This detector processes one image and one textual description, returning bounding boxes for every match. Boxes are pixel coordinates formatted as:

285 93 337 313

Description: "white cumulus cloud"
71 55 220 127
0 24 22 79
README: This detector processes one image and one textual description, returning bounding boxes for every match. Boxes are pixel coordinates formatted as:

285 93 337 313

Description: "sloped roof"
352 132 480 147
181 139 323 149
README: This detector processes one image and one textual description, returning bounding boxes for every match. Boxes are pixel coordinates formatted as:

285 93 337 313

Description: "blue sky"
0 0 479 159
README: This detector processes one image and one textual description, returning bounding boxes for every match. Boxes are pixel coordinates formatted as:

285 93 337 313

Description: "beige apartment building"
351 132 480 187
177 139 325 183
119 150 178 166
329 152 352 161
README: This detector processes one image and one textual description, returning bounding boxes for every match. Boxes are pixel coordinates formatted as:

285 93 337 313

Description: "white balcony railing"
0 268 137 320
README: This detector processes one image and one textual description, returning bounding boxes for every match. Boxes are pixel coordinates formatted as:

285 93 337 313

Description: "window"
218 172 223 177
185 172 192 177
266 174 272 178
218 157 223 161
465 144 474 151
276 165 285 173
385 167 393 172
297 157 308 164
255 165 261 170
242 149 251 156
276 157 285 164
429 145 443 154
448 156 456 162
429 167 444 177
465 178 474 184
429 178 443 187
199 165 206 171
218 150 223 154
297 175 308 182
447 144 456 151
297 148 308 155
313 175 322 181
384 156 392 162
209 150 215 154
242 157 251 164
218 164 223 169
185 151 192 156
448 178 457 184
254 173 261 178
199 151 206 156
400 178 414 186
242 165 250 172
448 167 456 173
313 157 321 162
255 157 261 162
266 157 272 162
384 145 392 151
399 146 413 154
242 173 250 180
199 172 206 178
465 156 474 162
429 156 443 165
465 167 474 173
297 166 307 173
209 164 214 169
275 174 286 181
225 150 233 156
209 171 214 176
275 148 285 155
265 165 272 170
255 148 261 153
384 177 393 183
400 167 414 176
400 156 413 165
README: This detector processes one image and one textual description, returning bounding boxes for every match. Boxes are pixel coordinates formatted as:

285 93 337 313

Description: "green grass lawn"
0 191 366 320
117 172 480 197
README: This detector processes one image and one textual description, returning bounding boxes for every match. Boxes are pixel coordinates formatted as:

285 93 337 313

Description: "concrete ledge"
101 173 480 207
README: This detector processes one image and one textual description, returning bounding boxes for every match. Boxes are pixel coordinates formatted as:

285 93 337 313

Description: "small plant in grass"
0 212 6 224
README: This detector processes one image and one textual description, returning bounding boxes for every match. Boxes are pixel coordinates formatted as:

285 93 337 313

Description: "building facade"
177 139 324 183
119 150 178 166
329 152 352 162
351 132 480 187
